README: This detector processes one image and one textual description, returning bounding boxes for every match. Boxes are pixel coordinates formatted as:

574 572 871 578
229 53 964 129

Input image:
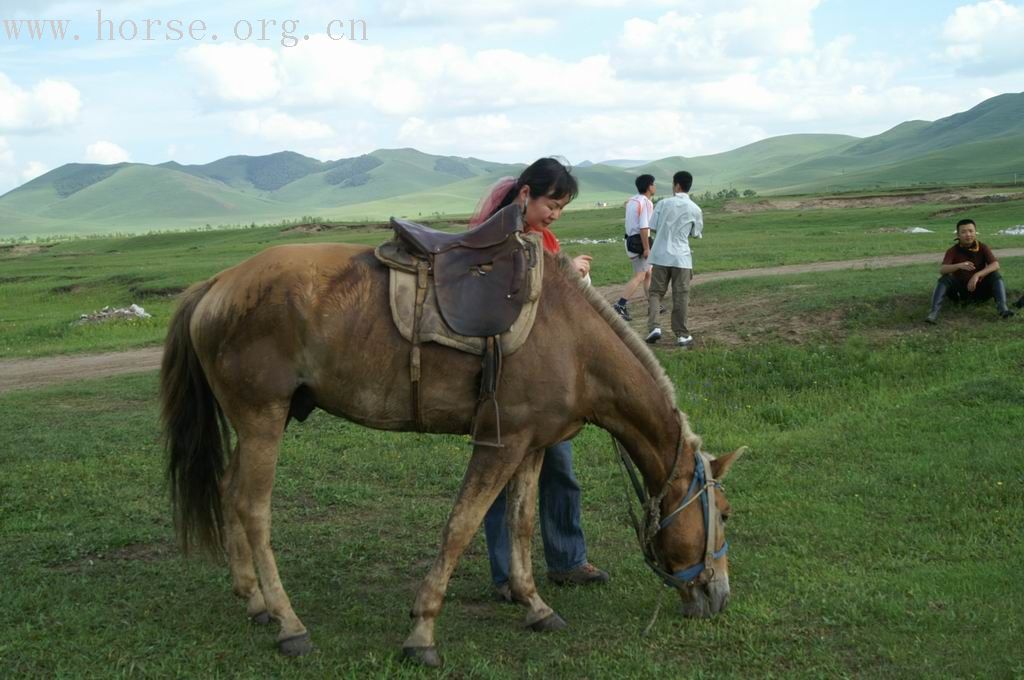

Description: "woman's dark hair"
635 174 655 194
489 157 579 219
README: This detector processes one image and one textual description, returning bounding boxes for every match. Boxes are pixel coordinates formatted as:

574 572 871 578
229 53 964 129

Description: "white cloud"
479 17 557 36
85 140 131 164
185 38 624 117
179 43 283 104
942 1 1024 74
0 137 17 194
379 0 625 25
0 137 13 167
0 73 81 133
398 114 536 155
615 1 820 78
21 160 48 181
234 111 335 142
566 110 766 160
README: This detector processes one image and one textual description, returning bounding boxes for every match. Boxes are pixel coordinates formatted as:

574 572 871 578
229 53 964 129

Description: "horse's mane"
554 254 680 412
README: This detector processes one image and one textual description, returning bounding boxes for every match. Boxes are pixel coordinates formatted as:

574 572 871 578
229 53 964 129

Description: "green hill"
3 92 1024 238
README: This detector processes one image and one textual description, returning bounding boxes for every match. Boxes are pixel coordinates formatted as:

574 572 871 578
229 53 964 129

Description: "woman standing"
471 158 608 600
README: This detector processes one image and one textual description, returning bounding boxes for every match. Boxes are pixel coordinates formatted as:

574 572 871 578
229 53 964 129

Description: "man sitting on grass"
925 218 1014 324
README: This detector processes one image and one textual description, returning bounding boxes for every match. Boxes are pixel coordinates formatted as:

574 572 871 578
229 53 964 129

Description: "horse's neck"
584 330 679 490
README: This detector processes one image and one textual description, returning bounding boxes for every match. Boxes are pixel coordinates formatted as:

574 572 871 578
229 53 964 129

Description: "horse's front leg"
402 441 526 667
505 449 566 631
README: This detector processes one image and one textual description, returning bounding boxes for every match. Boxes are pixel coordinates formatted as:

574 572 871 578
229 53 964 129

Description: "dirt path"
0 347 163 394
4 248 1024 394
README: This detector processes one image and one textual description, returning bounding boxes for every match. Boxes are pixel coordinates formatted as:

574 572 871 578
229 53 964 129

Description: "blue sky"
1 0 1023 193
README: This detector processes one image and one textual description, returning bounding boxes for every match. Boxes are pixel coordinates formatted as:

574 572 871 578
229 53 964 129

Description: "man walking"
613 174 656 321
645 171 703 347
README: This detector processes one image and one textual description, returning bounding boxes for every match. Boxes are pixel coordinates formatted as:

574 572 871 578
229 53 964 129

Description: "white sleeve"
651 200 663 231
692 206 704 239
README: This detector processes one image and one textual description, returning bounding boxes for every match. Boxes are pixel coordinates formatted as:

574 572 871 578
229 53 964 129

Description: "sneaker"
645 327 662 344
613 302 632 321
1015 296 1024 309
676 335 694 347
548 563 609 586
924 312 938 324
1000 308 1015 319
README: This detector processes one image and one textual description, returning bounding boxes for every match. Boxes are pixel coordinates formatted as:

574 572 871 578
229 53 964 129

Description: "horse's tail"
160 278 228 556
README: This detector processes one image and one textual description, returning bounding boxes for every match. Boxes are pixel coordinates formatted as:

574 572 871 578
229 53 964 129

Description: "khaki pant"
648 265 691 336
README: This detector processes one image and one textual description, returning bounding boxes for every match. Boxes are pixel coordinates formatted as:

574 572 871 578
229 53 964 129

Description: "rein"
612 416 727 590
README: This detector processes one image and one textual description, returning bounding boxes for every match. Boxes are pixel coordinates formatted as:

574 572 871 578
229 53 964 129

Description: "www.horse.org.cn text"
1 11 369 47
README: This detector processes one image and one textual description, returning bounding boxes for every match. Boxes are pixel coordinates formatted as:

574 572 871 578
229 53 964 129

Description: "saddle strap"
470 336 504 448
410 260 430 429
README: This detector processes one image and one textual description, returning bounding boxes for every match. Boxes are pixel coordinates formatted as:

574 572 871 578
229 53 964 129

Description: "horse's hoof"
250 611 271 626
528 612 568 632
402 645 442 668
278 632 313 657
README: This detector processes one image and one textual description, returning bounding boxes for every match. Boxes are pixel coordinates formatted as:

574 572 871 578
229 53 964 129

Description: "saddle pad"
383 232 544 356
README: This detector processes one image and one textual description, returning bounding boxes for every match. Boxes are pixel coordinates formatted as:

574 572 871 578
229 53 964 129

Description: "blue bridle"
658 451 728 585
613 432 728 589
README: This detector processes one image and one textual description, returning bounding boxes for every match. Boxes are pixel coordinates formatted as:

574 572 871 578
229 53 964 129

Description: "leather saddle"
375 203 542 447
390 203 529 337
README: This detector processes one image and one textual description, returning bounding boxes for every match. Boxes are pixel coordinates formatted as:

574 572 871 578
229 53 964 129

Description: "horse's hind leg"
221 445 269 624
403 441 526 667
228 404 311 656
505 449 565 631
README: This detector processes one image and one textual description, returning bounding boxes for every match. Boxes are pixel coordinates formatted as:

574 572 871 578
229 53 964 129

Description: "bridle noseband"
613 417 728 590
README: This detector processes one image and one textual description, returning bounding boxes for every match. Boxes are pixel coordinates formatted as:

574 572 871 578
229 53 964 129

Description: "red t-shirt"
942 241 997 284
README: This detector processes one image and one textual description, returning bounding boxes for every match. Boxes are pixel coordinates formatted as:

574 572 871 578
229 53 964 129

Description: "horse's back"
188 242 387 400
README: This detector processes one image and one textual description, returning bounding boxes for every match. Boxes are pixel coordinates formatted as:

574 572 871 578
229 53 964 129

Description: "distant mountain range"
2 92 1023 237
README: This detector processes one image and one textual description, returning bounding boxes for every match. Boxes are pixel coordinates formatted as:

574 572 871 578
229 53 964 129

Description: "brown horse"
160 243 743 664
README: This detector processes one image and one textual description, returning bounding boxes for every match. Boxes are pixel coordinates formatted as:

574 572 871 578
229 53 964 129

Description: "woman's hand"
572 254 593 277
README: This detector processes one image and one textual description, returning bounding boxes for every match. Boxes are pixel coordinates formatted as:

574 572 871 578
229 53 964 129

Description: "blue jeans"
484 440 588 586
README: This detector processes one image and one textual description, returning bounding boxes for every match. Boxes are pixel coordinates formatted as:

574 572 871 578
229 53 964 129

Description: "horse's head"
653 444 744 618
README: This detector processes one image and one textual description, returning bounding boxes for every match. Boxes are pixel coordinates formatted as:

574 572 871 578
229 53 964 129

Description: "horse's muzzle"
678 573 730 618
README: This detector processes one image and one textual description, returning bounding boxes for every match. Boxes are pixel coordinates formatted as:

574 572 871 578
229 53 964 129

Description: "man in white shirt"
613 174 656 321
645 171 703 347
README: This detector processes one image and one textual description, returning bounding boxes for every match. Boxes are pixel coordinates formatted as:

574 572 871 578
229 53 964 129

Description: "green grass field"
3 195 1024 359
1 195 1023 676
2 263 1022 676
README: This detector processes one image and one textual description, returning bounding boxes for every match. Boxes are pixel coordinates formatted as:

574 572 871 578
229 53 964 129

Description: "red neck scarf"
526 224 560 254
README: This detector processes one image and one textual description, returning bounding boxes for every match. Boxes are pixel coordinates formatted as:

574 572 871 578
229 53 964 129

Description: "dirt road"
4 249 1023 394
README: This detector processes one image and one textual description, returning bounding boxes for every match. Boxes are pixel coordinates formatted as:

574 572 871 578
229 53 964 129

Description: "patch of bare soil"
281 223 337 234
724 190 1024 214
0 347 163 393
605 291 846 350
51 540 175 573
0 244 53 257
280 220 395 234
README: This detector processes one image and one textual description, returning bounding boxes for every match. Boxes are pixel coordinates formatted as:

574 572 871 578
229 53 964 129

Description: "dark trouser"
484 440 587 586
928 271 1009 317
648 265 692 336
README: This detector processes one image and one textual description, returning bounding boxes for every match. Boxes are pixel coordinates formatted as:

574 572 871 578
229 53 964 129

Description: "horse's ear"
711 446 747 480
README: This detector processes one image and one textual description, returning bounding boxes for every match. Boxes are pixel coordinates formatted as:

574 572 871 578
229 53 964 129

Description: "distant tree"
743 189 757 197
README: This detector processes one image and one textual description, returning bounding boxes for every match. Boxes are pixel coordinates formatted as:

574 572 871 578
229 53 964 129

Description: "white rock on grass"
999 225 1024 235
76 304 152 325
561 238 618 245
